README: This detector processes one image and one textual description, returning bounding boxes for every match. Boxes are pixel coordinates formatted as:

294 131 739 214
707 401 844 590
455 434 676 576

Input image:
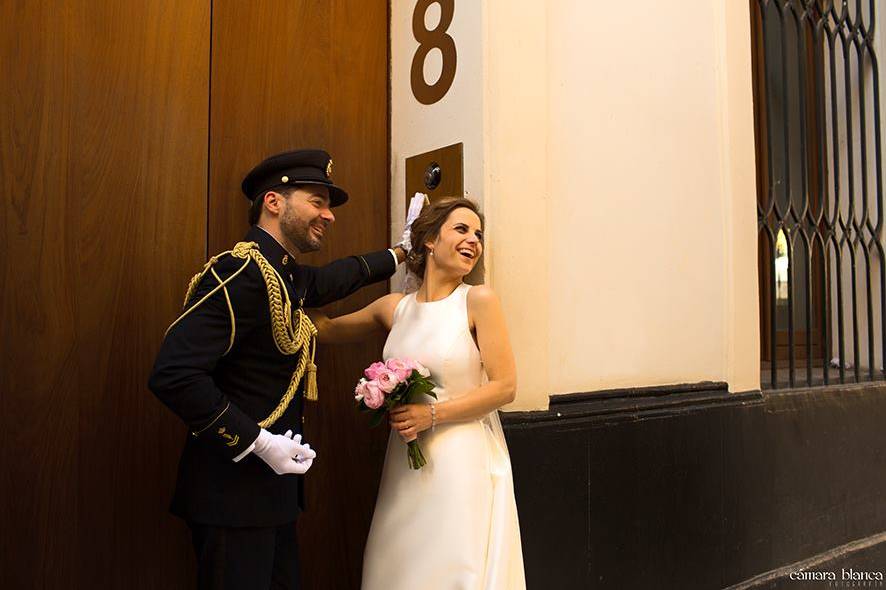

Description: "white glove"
252 428 316 475
395 193 428 253
283 430 315 471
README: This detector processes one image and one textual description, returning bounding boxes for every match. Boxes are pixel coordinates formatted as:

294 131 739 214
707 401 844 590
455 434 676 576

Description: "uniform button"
282 254 289 266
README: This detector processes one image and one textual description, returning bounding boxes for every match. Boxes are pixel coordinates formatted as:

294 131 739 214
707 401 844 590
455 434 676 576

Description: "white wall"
390 0 484 238
391 0 760 410
482 0 551 408
546 1 724 394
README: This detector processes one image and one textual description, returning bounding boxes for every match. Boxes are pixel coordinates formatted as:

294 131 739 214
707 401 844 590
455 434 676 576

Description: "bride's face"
426 207 484 277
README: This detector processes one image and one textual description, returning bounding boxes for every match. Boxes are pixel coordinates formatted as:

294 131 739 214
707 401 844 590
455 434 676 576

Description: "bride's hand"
390 404 433 442
304 309 329 333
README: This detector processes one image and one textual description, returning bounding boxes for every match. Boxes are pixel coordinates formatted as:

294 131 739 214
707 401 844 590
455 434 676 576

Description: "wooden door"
1 1 209 587
209 2 390 588
1 2 388 587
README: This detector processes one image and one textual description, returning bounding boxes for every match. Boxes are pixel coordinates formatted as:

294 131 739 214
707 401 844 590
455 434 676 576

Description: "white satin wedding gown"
361 283 526 590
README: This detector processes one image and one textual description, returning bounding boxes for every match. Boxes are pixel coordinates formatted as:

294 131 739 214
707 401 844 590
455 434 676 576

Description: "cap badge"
281 175 289 183
326 159 333 179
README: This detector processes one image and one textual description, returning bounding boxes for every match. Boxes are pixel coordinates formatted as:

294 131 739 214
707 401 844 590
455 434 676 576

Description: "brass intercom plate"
405 143 464 208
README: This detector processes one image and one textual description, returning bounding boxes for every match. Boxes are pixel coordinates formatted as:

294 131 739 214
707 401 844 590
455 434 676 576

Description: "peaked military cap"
241 149 348 207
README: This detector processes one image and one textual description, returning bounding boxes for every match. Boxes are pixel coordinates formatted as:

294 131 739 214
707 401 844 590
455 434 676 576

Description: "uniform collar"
245 225 297 273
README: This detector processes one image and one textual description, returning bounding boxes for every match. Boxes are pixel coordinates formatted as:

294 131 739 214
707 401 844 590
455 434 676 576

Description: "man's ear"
263 191 283 216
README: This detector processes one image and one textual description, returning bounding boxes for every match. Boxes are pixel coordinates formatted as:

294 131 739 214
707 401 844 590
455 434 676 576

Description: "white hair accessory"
395 193 428 253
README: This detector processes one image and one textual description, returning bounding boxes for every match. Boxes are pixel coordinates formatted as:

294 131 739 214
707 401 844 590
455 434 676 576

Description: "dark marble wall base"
502 382 886 590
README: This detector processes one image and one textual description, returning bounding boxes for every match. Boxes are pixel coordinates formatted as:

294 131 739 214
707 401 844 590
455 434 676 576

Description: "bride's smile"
426 207 484 276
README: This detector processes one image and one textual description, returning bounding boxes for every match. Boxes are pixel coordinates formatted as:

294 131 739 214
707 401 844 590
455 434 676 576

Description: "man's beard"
280 208 323 253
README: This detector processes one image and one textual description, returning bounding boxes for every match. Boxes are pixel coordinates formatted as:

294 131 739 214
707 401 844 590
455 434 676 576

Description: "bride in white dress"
311 197 526 590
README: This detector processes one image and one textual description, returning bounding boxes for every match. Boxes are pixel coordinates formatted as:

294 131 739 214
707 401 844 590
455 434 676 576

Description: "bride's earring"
429 250 434 257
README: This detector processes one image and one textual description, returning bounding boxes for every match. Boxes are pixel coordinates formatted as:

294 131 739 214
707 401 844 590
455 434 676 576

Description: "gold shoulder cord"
166 241 319 429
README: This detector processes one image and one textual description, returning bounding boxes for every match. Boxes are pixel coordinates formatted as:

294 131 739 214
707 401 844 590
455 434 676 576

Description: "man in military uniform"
148 149 408 589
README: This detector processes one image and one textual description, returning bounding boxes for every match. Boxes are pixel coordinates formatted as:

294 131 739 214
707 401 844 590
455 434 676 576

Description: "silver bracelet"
430 402 437 431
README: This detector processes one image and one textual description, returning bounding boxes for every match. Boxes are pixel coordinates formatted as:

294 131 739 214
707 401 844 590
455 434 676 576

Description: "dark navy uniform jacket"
148 225 395 527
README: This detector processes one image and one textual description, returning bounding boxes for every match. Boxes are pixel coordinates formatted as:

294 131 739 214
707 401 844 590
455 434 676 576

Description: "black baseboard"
502 381 762 427
502 382 886 589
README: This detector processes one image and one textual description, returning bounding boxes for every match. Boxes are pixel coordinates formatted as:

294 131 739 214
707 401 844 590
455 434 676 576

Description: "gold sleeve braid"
165 241 319 430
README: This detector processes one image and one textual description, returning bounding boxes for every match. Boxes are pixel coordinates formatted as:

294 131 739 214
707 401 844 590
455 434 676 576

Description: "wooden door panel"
208 0 335 255
210 2 390 588
0 5 79 586
1 1 209 587
68 4 209 585
2 0 388 586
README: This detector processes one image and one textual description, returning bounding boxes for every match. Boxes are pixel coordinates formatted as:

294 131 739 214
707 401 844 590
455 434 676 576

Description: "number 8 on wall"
411 0 457 105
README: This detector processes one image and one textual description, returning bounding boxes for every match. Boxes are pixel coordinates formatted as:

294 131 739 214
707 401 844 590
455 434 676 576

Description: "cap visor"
325 184 348 207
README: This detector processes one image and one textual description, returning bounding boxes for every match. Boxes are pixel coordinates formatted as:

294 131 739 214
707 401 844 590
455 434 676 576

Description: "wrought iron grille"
752 0 883 389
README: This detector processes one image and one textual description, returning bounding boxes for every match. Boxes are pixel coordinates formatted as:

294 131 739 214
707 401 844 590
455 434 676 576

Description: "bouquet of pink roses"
354 358 437 469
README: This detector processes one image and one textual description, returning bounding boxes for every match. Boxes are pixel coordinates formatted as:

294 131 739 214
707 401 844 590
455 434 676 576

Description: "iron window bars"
753 0 883 388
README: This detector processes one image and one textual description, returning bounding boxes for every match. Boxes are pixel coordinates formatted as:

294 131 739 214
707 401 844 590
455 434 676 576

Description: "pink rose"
364 361 387 381
377 370 401 393
363 381 385 410
385 358 413 381
410 360 431 378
